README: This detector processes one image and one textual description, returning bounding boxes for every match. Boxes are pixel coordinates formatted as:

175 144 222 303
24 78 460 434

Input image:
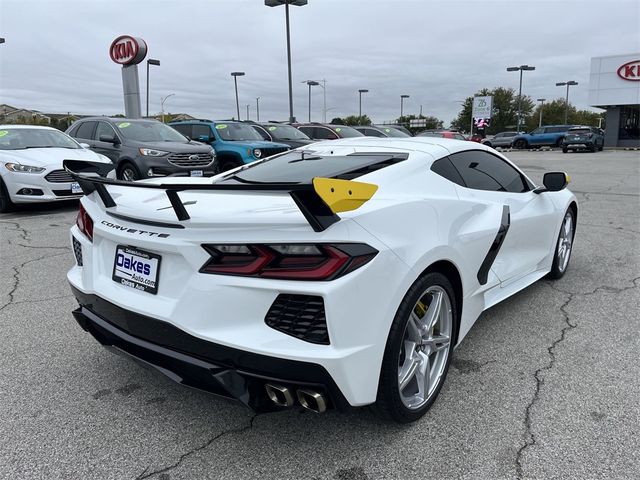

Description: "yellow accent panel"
565 173 571 184
313 177 378 213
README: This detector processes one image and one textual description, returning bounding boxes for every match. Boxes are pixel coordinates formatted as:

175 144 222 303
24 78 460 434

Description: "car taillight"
76 203 93 241
200 243 377 280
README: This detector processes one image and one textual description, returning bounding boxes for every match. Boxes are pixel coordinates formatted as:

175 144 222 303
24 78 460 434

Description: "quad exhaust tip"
265 384 294 407
296 389 327 414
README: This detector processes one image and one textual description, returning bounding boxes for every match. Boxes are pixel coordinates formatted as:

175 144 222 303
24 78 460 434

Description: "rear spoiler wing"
63 160 377 232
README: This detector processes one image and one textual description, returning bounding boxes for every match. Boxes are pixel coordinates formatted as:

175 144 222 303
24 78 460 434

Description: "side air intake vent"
265 294 329 345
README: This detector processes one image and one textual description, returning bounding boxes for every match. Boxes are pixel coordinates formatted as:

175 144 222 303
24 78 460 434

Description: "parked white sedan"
0 125 114 212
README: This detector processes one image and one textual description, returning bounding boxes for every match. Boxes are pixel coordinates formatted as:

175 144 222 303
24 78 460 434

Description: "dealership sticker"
0 131 8 137
384 128 391 132
335 128 342 132
268 126 277 131
118 122 131 128
215 124 227 129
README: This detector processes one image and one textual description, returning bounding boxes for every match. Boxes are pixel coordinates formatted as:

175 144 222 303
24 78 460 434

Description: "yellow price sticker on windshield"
384 128 391 132
0 131 8 137
118 122 131 128
215 124 228 130
335 128 342 132
268 126 277 131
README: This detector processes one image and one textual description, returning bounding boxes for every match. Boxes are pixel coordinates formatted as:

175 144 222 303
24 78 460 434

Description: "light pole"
146 58 160 118
556 81 578 124
0 38 5 44
246 104 251 121
358 89 369 117
256 97 260 122
302 79 326 122
160 93 174 123
507 64 536 132
305 81 319 122
230 72 245 121
265 0 308 123
537 98 546 128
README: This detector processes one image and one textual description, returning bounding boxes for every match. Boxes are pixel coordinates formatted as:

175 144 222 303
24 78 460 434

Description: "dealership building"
589 53 640 148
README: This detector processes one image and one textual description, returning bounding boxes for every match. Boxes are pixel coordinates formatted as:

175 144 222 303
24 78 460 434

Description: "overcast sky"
1 0 638 125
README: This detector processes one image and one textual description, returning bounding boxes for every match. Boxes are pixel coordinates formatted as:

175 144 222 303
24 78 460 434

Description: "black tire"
219 159 243 173
547 207 576 280
562 147 568 153
0 177 16 213
598 143 604 152
374 272 458 423
589 143 597 153
483 141 492 148
514 139 528 149
117 162 142 181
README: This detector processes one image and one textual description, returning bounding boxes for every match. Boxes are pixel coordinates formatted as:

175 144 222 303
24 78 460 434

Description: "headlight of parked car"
4 163 45 173
139 148 169 157
253 148 262 159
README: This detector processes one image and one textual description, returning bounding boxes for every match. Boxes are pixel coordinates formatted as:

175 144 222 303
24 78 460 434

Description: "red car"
417 130 468 140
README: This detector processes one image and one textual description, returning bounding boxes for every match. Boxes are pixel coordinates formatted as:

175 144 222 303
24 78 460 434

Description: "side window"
94 122 116 141
531 127 544 135
192 124 211 140
365 129 384 137
171 124 191 137
315 127 337 140
298 127 314 138
75 121 97 140
431 157 465 186
253 126 270 140
449 150 528 193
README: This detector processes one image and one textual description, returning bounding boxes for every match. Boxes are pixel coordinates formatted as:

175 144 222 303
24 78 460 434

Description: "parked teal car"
512 125 576 149
169 120 289 172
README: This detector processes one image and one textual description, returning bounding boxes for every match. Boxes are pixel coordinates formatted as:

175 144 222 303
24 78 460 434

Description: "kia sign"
109 35 147 65
617 60 640 81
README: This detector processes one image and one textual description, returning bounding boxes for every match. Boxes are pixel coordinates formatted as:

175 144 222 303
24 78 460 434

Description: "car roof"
0 124 59 130
77 117 161 123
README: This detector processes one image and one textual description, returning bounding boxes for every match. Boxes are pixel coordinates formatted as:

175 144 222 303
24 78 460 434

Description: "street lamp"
146 58 160 118
358 89 369 117
306 80 319 122
265 0 308 123
400 94 410 119
507 64 536 132
556 81 578 124
231 71 245 121
0 38 5 44
246 104 251 121
302 79 326 122
256 97 260 122
160 93 175 123
536 98 546 128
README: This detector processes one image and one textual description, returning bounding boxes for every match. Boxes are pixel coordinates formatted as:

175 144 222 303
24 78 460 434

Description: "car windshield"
263 124 310 140
116 121 188 142
569 128 592 134
215 123 263 141
378 127 410 137
333 126 364 138
0 127 81 150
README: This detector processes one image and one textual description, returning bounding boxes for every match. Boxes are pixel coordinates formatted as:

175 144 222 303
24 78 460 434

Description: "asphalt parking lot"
1 149 638 480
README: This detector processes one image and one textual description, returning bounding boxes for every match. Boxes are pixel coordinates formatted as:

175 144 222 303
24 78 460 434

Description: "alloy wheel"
397 286 452 410
557 212 574 273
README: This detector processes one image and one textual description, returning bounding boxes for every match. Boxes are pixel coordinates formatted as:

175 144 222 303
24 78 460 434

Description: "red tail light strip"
76 203 94 241
200 243 377 281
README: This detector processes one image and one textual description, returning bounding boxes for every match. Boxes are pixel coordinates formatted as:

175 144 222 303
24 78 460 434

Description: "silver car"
482 131 522 149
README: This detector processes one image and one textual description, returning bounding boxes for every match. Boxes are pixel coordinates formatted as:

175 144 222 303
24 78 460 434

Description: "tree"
451 87 534 135
341 115 372 126
330 117 344 125
395 114 443 135
524 99 605 130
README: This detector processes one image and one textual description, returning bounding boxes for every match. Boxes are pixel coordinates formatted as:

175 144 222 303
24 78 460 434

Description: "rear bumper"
70 285 351 412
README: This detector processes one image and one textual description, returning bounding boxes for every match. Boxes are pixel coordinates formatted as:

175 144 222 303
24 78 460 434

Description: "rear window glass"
569 128 591 134
217 151 406 184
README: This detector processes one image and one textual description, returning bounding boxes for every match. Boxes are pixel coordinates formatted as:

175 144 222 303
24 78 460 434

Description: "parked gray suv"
67 117 216 180
481 131 522 149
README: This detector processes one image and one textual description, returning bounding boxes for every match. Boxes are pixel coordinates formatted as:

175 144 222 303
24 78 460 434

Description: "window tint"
171 124 191 136
95 122 116 141
297 126 315 138
192 124 211 139
75 121 96 140
547 126 566 133
431 157 465 186
449 150 528 193
364 128 384 137
314 127 337 140
531 127 544 135
252 125 271 140
504 132 517 137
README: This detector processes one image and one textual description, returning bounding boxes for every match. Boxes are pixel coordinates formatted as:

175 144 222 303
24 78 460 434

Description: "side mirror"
534 172 570 194
99 134 119 144
197 134 213 143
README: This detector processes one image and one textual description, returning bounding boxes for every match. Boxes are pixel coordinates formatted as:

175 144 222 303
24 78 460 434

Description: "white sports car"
66 137 577 423
0 125 114 212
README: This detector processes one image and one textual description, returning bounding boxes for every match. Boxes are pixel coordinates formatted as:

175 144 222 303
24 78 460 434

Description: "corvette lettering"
101 220 170 238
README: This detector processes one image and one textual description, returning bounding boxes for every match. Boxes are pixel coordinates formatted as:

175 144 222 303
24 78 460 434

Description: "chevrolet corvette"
66 137 577 423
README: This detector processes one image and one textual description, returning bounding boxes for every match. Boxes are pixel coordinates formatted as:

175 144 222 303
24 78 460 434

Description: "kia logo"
617 60 640 81
109 35 147 66
189 155 200 161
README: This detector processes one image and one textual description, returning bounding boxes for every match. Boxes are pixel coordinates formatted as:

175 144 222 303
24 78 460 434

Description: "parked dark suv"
295 123 364 140
250 122 316 148
67 117 216 180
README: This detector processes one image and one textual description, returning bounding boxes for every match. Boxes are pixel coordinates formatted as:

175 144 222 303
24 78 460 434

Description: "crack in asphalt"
134 413 260 479
0 220 31 243
515 276 640 478
0 252 70 313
